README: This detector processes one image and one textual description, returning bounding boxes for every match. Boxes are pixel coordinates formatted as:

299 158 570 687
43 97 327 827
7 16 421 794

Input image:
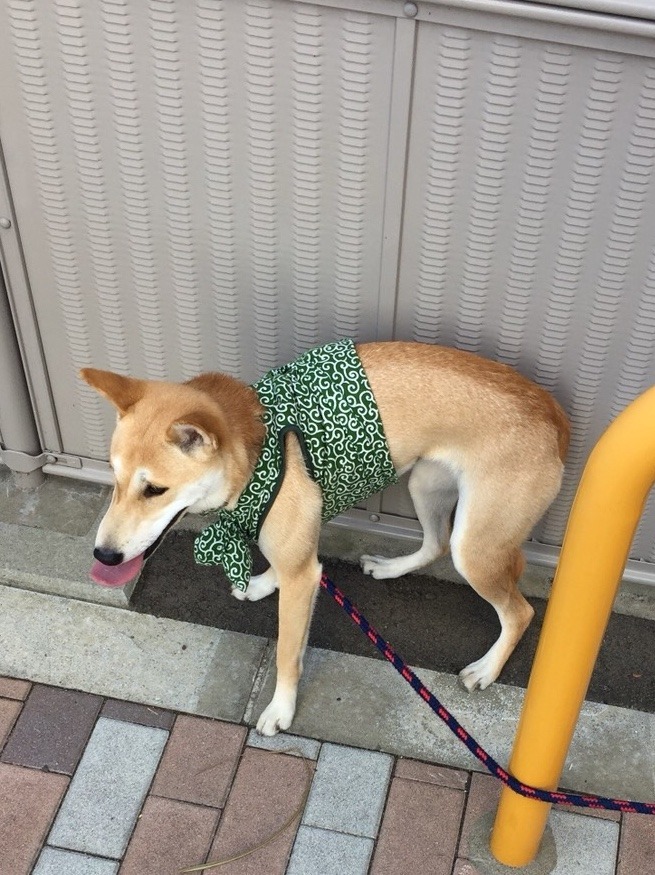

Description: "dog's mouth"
90 508 188 588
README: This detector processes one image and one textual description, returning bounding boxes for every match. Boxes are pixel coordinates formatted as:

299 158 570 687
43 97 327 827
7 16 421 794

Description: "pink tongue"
90 554 144 587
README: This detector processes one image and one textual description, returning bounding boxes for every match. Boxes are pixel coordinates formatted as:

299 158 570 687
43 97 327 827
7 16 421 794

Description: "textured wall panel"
0 0 394 456
3 0 655 564
394 20 655 556
2 0 108 458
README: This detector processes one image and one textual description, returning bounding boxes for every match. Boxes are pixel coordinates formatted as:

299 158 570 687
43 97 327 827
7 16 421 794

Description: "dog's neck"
185 372 266 508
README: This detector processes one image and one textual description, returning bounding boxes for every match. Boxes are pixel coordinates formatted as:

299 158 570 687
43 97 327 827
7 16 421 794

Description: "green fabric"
194 339 398 590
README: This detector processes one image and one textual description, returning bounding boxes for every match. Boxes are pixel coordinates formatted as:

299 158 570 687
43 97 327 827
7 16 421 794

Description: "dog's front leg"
254 431 323 736
256 559 322 736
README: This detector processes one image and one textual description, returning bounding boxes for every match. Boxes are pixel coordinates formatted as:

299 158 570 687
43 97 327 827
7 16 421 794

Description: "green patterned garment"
194 339 398 591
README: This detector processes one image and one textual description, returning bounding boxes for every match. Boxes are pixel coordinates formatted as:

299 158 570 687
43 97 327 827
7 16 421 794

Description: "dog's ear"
80 368 146 416
167 410 226 455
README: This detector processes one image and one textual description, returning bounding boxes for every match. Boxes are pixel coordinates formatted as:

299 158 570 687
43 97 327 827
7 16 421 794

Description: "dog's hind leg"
361 458 457 579
455 545 533 691
450 485 537 691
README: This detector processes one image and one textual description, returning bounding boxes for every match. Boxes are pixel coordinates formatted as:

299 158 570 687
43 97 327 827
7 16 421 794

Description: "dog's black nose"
93 547 124 566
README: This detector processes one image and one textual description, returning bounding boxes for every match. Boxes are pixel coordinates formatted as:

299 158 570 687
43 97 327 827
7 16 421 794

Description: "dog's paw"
245 571 278 602
256 699 295 737
231 571 278 603
459 657 497 692
360 554 398 579
231 586 248 601
361 554 387 577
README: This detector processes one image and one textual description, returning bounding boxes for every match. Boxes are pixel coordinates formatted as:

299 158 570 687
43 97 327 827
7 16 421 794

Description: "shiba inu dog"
82 340 569 736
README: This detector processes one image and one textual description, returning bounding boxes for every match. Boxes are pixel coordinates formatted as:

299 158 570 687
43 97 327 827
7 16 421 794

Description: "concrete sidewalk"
0 471 654 873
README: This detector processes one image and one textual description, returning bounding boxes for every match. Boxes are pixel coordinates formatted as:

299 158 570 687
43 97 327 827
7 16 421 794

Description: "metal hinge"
1 449 83 473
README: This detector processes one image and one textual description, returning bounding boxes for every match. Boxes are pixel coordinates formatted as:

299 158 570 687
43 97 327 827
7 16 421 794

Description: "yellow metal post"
491 384 655 868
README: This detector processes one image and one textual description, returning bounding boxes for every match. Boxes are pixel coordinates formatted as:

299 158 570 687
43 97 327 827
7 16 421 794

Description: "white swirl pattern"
194 339 398 590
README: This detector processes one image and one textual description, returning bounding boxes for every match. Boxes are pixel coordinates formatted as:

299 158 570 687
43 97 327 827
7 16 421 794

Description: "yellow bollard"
490 384 655 868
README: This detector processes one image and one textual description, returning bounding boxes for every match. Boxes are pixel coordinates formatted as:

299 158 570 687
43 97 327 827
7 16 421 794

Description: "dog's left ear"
168 410 225 456
80 368 146 416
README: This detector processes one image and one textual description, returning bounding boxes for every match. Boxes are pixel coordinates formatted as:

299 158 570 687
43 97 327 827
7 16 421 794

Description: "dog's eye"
143 483 168 498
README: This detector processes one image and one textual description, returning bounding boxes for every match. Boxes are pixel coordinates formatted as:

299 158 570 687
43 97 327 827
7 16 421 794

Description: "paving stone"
548 809 619 875
394 757 469 790
286 825 374 875
246 728 321 760
1 684 102 774
453 860 484 875
460 774 622 872
151 715 246 807
616 812 655 875
48 717 168 858
370 777 465 874
0 698 21 749
101 698 175 730
458 773 501 859
302 743 393 838
463 807 618 875
0 676 31 700
0 762 69 874
120 796 220 875
466 810 557 874
33 847 119 875
207 748 312 875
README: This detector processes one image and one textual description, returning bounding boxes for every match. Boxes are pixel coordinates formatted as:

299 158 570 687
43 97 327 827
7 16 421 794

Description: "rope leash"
320 572 655 815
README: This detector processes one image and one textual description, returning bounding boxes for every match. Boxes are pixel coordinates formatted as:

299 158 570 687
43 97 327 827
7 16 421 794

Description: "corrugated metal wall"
390 15 655 560
0 0 398 454
1 0 655 569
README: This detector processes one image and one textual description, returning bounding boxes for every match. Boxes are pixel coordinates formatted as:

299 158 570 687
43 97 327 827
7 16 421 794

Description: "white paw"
231 571 278 602
245 572 278 601
256 698 295 737
360 554 408 580
360 554 391 579
459 656 497 692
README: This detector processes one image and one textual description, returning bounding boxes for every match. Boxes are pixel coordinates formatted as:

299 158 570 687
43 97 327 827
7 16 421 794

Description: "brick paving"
0 676 653 875
2 686 102 774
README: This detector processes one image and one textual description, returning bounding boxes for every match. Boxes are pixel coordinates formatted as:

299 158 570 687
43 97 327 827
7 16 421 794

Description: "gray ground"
1 466 653 713
133 530 655 713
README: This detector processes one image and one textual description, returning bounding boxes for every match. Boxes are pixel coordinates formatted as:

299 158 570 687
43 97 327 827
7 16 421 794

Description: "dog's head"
81 368 262 588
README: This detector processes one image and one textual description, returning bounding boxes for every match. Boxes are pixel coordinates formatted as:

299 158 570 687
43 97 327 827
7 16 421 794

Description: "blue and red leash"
320 572 655 815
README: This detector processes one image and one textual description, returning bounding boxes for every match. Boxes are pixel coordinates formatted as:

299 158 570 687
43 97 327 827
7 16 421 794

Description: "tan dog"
82 341 569 736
